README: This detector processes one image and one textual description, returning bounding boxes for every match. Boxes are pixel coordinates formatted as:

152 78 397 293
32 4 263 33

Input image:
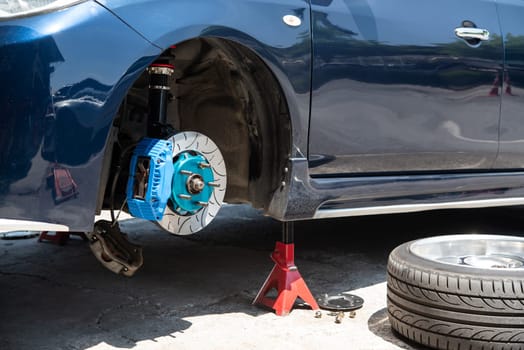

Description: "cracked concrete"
1 205 524 349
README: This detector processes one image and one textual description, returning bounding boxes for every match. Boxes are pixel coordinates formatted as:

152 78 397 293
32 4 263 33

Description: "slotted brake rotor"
156 131 227 235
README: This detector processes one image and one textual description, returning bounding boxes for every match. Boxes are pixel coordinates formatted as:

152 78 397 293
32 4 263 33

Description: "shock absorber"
147 61 175 137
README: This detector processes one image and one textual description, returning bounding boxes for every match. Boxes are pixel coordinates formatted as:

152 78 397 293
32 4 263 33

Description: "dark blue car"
2 1 524 348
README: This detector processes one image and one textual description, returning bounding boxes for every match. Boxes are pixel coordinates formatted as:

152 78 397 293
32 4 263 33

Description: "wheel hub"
187 174 205 194
156 131 227 235
171 151 215 215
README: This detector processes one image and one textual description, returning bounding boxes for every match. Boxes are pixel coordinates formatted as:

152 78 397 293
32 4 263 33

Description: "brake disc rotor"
156 131 226 235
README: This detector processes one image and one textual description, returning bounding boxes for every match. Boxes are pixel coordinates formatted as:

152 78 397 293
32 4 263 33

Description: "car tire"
387 234 524 350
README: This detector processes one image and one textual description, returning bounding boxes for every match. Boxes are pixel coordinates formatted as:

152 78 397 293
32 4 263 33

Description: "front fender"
96 0 312 158
0 1 161 231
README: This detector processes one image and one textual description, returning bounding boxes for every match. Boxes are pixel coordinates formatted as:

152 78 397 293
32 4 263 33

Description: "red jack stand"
253 222 319 316
38 231 87 245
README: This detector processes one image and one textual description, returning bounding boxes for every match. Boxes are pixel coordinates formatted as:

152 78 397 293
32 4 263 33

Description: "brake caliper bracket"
87 220 143 277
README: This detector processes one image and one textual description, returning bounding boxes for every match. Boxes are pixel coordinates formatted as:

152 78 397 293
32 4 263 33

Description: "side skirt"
268 158 524 220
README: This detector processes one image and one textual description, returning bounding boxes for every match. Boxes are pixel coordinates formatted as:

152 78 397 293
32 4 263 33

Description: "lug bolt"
314 311 322 318
178 194 191 200
207 182 220 188
199 162 211 169
349 311 356 318
180 170 192 175
196 201 209 207
335 311 344 324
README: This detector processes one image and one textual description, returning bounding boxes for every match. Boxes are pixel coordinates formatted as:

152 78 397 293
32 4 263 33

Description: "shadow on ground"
0 205 523 349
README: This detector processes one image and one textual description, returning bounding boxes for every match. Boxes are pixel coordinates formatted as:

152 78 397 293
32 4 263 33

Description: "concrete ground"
1 205 523 350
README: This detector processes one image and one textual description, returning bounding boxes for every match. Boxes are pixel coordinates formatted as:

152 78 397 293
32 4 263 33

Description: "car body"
1 0 524 234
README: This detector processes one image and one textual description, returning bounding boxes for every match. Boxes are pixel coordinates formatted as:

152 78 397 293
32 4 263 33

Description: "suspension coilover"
147 60 175 138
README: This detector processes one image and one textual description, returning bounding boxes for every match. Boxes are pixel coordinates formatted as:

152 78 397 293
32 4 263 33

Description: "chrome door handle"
455 27 490 41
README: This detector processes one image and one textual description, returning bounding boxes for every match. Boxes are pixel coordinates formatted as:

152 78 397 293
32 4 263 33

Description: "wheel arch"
99 0 311 155
171 36 293 209
98 34 295 213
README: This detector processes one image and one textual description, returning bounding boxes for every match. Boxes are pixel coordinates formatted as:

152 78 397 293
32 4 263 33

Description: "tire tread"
387 241 524 350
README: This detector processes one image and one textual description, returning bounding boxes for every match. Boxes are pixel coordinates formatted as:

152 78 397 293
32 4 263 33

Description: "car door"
492 0 524 168
308 0 503 176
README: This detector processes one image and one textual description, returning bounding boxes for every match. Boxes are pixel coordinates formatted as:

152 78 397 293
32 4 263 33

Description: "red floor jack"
253 222 319 316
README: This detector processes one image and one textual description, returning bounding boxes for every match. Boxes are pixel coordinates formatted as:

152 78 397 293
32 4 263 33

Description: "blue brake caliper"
126 138 174 221
126 138 215 220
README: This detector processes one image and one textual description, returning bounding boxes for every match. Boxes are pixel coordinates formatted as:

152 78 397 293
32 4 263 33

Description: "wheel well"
102 38 291 212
